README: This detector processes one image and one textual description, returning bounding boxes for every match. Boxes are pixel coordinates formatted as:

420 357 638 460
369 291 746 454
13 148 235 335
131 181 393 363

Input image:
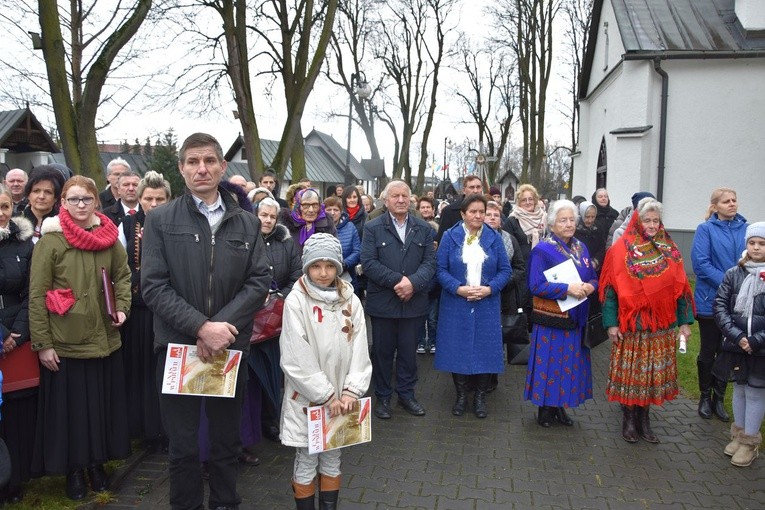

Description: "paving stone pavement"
97 341 765 510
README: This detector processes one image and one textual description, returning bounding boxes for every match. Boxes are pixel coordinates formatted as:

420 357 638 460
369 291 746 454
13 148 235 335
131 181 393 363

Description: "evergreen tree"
144 136 153 159
133 138 141 154
120 139 131 153
151 129 184 197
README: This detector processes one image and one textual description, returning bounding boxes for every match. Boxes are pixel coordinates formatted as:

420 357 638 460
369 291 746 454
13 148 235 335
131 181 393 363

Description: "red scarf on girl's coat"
599 212 694 332
58 209 118 251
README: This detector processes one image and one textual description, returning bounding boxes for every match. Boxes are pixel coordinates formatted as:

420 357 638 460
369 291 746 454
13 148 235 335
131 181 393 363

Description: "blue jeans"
417 298 439 349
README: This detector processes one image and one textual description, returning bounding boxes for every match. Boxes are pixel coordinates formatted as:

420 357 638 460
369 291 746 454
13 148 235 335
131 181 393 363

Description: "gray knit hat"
302 233 343 274
746 222 765 242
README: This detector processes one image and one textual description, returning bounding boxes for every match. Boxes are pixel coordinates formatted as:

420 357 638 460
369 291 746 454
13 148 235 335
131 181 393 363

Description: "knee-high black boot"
712 376 730 422
473 373 491 419
452 373 468 416
697 359 714 419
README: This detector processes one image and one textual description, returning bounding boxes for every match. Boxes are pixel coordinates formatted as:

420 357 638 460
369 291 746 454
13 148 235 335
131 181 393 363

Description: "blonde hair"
515 183 540 204
706 187 736 220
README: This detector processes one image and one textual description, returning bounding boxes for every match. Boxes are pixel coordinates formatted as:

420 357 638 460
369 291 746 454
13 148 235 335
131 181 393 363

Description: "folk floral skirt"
606 328 678 406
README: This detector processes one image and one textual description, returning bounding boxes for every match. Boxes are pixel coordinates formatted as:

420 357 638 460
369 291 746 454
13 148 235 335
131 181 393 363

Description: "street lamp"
344 72 372 186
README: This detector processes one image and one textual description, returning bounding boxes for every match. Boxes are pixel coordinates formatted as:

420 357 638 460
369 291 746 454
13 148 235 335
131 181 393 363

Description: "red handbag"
0 342 41 392
250 292 285 344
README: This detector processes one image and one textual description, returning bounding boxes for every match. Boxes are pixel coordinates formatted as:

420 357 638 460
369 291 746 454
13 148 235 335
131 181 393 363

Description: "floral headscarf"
290 188 327 246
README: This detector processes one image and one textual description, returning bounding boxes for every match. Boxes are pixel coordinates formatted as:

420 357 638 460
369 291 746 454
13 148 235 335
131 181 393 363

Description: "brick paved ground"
95 341 765 510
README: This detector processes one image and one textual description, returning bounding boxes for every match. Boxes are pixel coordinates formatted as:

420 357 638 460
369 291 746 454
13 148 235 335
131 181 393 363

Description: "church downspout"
652 58 668 203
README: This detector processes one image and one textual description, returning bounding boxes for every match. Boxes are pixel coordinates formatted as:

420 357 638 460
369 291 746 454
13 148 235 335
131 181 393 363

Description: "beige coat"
279 276 371 447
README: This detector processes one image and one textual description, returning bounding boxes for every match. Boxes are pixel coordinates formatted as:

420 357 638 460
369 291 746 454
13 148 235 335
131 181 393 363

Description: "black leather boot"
712 376 730 422
621 406 638 443
473 374 490 418
87 463 109 492
66 469 87 500
555 407 573 426
318 475 340 510
537 406 554 427
637 405 659 443
452 373 468 416
697 359 713 419
293 479 316 510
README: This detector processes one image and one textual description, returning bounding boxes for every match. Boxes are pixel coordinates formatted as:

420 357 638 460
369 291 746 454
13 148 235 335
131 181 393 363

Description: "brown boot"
731 432 761 467
725 423 744 457
292 478 316 510
318 474 341 510
621 406 638 443
637 405 659 443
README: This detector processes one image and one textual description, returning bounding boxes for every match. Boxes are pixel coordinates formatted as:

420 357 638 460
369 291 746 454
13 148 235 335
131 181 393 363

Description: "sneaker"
429 345 436 354
416 346 426 354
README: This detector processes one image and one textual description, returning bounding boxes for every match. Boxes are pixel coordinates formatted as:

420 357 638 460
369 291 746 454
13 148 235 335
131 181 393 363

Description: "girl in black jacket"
713 222 765 467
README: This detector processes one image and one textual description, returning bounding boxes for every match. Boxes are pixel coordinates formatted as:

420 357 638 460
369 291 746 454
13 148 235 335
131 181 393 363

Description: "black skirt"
0 387 37 488
713 351 765 388
121 306 163 440
32 350 131 475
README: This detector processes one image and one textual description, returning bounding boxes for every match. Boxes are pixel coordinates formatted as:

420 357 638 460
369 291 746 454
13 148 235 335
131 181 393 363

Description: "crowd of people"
0 134 762 509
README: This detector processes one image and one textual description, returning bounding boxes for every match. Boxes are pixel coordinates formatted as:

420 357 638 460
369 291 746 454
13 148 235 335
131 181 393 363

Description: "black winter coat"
141 189 272 354
502 216 533 263
0 216 34 344
714 265 765 355
262 224 302 296
499 231 528 316
361 213 437 318
575 225 606 272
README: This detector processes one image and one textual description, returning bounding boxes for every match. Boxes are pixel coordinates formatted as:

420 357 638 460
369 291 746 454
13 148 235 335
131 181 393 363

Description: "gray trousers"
293 447 342 484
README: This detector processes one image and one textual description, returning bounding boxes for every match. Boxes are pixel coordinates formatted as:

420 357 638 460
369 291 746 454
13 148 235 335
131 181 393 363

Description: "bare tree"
1 1 153 186
326 0 382 163
559 0 593 187
453 42 516 186
490 0 561 188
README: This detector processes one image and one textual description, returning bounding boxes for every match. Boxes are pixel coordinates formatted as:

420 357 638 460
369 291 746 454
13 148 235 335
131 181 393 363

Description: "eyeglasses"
300 203 320 210
66 196 95 206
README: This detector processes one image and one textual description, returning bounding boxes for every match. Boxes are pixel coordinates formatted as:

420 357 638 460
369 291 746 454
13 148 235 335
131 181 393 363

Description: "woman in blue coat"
435 194 511 419
692 187 748 421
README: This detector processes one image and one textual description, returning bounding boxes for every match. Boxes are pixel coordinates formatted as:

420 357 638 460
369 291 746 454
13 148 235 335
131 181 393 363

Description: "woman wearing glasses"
280 188 336 256
28 176 132 500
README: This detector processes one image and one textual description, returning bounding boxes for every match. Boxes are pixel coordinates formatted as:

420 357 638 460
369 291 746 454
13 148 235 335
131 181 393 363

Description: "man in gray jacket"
142 133 270 510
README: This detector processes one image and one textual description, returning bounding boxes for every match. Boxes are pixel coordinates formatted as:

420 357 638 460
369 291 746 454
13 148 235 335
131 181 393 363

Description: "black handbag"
502 285 529 344
502 310 529 344
582 312 608 350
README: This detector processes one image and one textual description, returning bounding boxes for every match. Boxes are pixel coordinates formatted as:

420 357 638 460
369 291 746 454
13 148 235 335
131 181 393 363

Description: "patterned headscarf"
290 188 327 246
599 206 694 332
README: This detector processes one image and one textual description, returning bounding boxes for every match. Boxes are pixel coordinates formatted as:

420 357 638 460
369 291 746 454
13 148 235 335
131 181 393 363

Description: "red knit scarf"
58 209 118 251
599 212 693 332
346 203 361 220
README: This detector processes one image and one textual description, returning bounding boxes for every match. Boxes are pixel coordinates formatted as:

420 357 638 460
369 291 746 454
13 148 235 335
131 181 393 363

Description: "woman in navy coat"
434 194 511 419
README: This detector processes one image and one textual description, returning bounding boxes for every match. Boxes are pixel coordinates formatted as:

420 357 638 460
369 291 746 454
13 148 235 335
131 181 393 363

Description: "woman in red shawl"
600 197 694 444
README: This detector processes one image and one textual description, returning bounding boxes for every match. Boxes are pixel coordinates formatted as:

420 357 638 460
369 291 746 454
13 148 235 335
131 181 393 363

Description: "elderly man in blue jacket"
361 180 437 419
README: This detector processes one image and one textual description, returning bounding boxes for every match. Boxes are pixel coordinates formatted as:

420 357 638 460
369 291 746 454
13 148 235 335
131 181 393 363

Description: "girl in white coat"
280 233 372 510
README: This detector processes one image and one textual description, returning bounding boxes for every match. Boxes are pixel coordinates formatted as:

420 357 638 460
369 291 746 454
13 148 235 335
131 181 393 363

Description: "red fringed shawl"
599 212 694 332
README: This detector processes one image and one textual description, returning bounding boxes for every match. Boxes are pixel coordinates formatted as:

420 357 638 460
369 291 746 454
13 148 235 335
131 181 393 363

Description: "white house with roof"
573 0 765 252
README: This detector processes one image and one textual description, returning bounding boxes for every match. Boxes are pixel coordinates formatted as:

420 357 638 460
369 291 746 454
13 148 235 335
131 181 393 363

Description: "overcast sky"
2 1 574 181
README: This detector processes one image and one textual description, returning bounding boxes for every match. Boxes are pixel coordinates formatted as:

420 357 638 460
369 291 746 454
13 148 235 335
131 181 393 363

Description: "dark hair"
259 170 277 183
460 193 487 213
341 185 361 210
178 133 224 164
417 196 435 209
463 175 482 189
25 165 65 199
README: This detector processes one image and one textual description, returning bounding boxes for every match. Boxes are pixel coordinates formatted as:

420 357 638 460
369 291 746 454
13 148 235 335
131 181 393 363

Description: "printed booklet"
307 397 372 454
161 343 242 398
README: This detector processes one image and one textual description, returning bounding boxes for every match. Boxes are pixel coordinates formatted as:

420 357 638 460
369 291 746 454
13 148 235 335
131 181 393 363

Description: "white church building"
573 0 765 251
